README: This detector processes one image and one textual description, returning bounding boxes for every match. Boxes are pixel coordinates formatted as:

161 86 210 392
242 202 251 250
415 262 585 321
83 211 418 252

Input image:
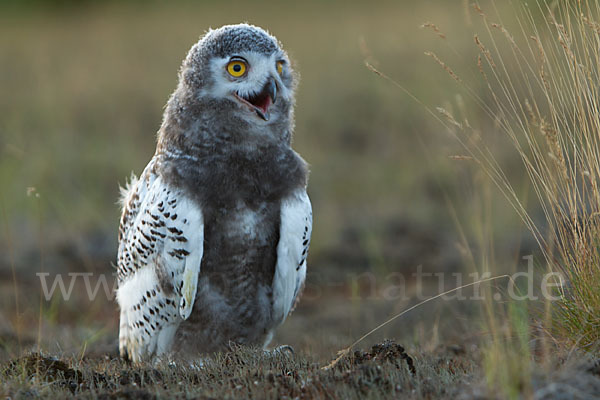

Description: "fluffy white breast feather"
116 160 204 362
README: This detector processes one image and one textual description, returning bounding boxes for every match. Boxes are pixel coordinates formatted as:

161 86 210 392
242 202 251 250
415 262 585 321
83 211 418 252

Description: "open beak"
234 77 278 121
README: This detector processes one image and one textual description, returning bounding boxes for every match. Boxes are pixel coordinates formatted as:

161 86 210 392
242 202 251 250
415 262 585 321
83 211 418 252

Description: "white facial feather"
204 51 292 103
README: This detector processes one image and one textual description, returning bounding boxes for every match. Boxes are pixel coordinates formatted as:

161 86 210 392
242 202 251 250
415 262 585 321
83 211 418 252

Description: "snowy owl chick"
116 24 311 362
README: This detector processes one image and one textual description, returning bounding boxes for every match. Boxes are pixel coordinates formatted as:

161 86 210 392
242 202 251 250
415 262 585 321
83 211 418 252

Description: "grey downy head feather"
157 24 298 153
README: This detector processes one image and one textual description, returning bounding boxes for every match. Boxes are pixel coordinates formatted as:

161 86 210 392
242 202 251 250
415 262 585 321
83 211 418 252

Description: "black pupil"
233 64 241 72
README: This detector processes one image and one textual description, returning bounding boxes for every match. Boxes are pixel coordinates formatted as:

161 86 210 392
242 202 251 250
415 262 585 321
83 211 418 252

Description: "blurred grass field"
3 0 600 398
0 0 526 255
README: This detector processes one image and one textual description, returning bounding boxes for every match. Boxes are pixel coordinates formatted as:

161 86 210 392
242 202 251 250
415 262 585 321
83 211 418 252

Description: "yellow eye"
276 60 284 75
227 60 247 77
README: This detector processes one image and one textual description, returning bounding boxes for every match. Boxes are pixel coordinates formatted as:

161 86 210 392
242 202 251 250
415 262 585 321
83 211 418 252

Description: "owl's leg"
155 324 178 356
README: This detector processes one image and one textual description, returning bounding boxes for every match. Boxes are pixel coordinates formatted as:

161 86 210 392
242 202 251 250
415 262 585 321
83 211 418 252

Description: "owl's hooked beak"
234 77 277 121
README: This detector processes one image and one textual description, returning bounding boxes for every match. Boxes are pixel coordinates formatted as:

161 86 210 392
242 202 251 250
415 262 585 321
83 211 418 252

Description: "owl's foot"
187 359 205 370
265 344 295 357
164 358 205 370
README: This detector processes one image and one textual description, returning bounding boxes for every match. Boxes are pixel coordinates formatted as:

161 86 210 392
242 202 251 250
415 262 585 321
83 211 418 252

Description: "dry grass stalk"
582 14 600 34
424 51 461 82
323 275 512 371
436 107 463 129
458 2 600 350
530 35 551 92
472 3 485 18
421 22 446 38
477 54 486 77
491 23 517 49
474 35 496 68
449 155 474 160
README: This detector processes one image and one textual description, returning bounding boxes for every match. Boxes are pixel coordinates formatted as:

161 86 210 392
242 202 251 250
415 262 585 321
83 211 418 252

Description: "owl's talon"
166 359 205 370
267 344 295 357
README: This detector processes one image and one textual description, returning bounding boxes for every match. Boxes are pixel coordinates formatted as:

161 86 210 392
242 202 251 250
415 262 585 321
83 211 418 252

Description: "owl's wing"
272 189 312 325
116 161 203 362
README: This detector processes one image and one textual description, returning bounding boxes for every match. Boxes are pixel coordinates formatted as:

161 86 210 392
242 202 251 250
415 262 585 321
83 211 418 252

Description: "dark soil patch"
4 353 83 393
351 339 416 374
1 341 469 399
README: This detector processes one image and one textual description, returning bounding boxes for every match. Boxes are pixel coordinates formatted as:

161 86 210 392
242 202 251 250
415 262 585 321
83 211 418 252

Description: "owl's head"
178 24 296 129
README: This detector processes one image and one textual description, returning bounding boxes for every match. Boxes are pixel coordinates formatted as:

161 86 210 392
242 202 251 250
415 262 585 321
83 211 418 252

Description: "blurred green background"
0 0 536 358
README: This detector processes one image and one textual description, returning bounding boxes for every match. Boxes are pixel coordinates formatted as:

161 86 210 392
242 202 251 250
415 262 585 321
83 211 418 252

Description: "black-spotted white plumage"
116 24 311 361
117 159 204 361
